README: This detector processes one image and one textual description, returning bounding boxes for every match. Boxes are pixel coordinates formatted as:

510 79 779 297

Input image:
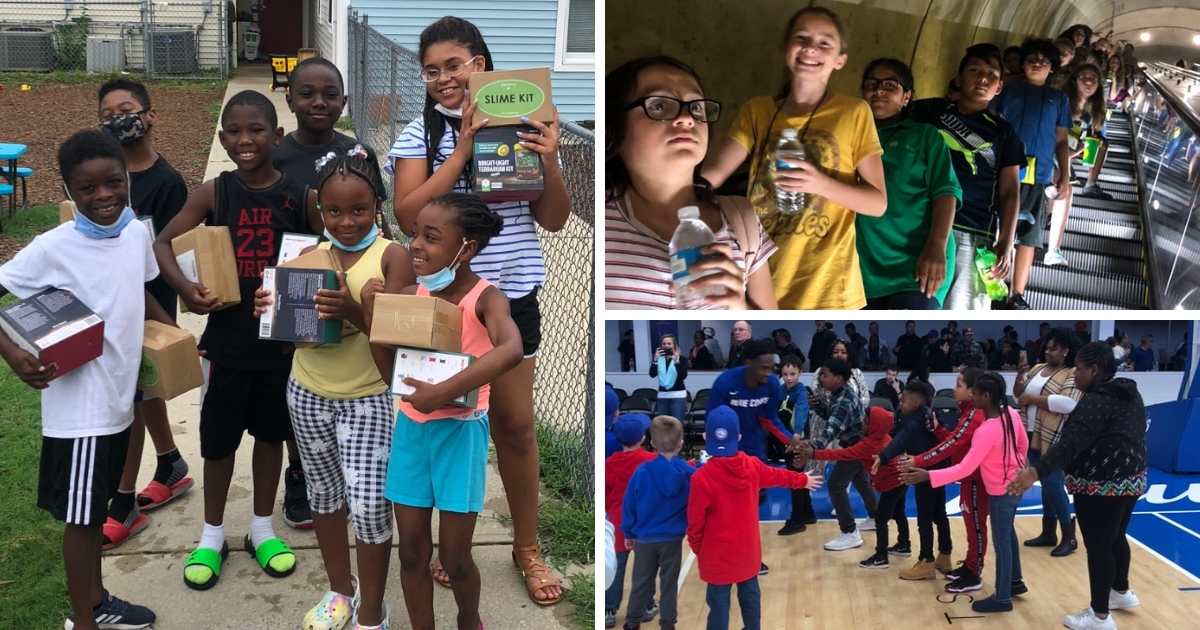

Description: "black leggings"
914 479 953 562
786 452 815 523
1073 493 1138 615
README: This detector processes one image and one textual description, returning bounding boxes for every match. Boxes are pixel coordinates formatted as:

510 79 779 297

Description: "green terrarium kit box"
472 125 545 202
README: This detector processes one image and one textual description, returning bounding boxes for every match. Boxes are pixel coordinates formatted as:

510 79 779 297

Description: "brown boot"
933 553 954 575
899 559 937 580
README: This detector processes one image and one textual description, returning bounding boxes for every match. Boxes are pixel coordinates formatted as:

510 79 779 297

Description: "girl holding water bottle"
605 55 778 310
702 6 887 310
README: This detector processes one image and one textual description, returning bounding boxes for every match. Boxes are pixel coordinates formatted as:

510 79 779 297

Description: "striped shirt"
386 118 545 299
604 198 775 310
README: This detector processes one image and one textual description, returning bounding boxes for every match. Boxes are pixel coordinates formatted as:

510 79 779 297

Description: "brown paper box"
369 294 462 353
468 67 555 127
138 321 203 399
59 200 74 224
171 226 241 313
280 247 343 273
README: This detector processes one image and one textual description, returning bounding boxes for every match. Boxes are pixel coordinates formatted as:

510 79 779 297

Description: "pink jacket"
928 408 1027 496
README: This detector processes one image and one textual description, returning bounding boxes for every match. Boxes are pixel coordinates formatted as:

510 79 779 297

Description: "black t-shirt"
273 131 381 193
199 171 313 371
131 155 188 318
894 333 924 369
908 98 1025 237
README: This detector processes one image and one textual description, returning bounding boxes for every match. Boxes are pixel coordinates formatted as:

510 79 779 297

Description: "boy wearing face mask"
96 79 194 550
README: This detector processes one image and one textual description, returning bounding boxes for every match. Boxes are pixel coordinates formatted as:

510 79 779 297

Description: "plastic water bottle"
774 128 807 214
669 206 720 309
974 247 1009 301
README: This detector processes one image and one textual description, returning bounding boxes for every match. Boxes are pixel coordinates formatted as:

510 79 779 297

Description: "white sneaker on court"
824 530 863 551
1064 607 1117 630
1108 589 1140 610
857 517 876 531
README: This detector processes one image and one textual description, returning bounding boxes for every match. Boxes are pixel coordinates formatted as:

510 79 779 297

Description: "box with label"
468 67 554 127
473 125 544 203
277 233 320 265
258 267 343 344
369 294 462 352
171 226 241 313
391 347 479 408
0 288 104 380
138 321 203 399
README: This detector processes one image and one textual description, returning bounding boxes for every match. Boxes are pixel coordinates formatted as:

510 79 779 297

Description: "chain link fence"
346 11 595 506
0 0 227 79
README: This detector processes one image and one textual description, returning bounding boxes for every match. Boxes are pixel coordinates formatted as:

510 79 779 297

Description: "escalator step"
1067 215 1141 240
1023 288 1145 310
1060 231 1145 259
1043 250 1145 277
1070 199 1140 216
1027 265 1148 307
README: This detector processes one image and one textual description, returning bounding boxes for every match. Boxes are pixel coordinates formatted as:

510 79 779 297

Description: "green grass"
531 421 595 628
334 116 356 132
0 72 227 91
561 573 596 628
1 205 63 243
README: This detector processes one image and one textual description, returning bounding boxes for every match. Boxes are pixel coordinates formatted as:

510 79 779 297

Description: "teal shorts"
384 409 490 514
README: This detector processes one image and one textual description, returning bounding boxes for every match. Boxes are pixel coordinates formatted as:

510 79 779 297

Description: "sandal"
512 543 563 606
137 477 194 511
101 513 149 551
244 534 297 578
430 557 452 589
183 541 229 591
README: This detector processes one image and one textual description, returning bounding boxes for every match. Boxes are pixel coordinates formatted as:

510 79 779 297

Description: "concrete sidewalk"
101 63 576 629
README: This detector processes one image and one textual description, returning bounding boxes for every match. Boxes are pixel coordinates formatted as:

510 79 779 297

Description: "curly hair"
221 89 277 128
58 129 126 184
1043 327 1083 366
740 338 777 362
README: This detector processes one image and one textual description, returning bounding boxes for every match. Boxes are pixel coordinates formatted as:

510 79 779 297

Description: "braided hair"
974 372 1025 481
316 145 387 202
429 193 503 251
418 17 494 178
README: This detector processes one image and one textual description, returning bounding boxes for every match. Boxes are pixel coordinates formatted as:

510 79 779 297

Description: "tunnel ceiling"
1066 0 1200 60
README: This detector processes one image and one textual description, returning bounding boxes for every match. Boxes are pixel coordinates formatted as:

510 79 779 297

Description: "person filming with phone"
650 334 690 422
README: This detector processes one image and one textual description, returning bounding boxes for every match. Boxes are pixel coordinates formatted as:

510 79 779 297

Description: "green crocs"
243 534 296 578
183 541 229 591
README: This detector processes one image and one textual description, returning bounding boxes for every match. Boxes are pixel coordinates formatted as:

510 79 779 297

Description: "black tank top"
199 170 312 370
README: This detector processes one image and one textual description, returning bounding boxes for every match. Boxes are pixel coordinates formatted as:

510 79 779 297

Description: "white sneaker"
1064 606 1117 630
1108 589 1140 610
1043 249 1068 266
824 530 863 551
857 517 876 531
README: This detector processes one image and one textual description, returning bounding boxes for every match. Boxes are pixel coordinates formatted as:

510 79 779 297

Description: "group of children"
1 14 570 630
605 6 1123 311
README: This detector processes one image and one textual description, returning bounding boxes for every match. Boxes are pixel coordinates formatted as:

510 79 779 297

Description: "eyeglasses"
1026 57 1052 67
1077 74 1100 84
626 96 721 123
862 79 904 93
419 56 480 83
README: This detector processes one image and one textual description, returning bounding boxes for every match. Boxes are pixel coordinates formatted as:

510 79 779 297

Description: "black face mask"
101 112 149 147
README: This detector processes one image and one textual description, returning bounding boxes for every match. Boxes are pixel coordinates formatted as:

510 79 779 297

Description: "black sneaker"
643 601 659 620
1011 580 1028 596
944 560 968 580
1009 293 1031 310
778 520 807 536
1079 184 1114 200
859 552 890 570
887 542 912 557
282 466 313 529
64 590 155 629
800 514 819 525
946 571 983 593
759 562 769 575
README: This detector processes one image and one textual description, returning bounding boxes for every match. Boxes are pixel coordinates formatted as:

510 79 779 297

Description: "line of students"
604 6 1121 311
0 14 570 630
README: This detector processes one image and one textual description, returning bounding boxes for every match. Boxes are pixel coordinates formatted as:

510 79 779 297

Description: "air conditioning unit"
0 26 54 72
147 28 196 75
86 36 124 73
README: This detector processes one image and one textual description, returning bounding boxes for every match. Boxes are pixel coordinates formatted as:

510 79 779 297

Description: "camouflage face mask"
101 112 149 147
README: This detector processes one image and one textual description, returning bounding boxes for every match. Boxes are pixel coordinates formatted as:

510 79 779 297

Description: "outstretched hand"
1008 467 1038 496
805 473 824 491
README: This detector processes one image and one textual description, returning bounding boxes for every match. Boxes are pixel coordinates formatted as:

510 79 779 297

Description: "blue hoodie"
605 386 620 459
877 406 944 467
621 454 696 544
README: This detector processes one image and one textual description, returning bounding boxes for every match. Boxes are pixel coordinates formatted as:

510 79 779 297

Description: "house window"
555 0 594 72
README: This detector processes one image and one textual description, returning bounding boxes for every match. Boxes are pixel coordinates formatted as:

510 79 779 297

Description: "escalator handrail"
1123 96 1164 310
1143 62 1200 141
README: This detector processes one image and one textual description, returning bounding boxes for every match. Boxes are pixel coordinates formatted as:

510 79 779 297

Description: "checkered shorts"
286 376 394 544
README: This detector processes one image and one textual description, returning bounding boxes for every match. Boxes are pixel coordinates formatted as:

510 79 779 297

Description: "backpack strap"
717 195 761 285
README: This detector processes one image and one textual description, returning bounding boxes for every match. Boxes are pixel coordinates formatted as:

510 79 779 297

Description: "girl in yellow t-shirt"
702 6 887 310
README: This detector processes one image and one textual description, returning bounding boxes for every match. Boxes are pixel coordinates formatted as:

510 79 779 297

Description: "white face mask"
434 103 464 118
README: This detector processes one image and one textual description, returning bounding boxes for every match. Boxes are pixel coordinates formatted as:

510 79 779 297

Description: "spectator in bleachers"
726 321 752 369
872 365 903 410
689 330 718 371
952 327 987 370
946 320 962 342
1129 335 1156 372
620 330 637 372
989 338 1021 371
929 338 955 373
812 340 871 409
1108 331 1130 370
650 334 690 422
846 323 869 360
809 320 838 372
1075 321 1092 345
894 321 925 370
860 333 892 371
772 328 806 365
1034 322 1052 363
702 327 725 368
907 362 933 385
1173 333 1188 368
921 328 941 359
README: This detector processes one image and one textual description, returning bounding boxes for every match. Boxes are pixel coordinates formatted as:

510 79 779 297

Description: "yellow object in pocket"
1020 156 1037 185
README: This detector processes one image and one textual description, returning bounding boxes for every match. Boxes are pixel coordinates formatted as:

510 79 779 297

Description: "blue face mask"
324 222 379 252
64 187 136 240
415 239 468 292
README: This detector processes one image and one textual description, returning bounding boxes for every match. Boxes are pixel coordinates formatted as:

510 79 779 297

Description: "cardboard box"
280 246 342 273
0 288 104 380
278 233 320 265
258 267 343 344
171 226 241 313
369 294 462 353
138 321 203 399
468 67 554 127
473 125 545 202
58 202 154 240
391 347 479 408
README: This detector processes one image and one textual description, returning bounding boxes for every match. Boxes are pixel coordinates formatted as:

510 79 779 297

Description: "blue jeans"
705 577 761 630
605 550 656 613
657 396 688 423
1028 448 1071 527
989 493 1023 603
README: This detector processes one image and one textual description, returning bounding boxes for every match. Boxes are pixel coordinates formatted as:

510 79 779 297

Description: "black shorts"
38 427 132 525
200 361 293 460
1015 183 1049 248
509 286 542 358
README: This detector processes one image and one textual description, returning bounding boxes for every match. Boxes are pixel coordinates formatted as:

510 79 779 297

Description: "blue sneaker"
63 591 156 629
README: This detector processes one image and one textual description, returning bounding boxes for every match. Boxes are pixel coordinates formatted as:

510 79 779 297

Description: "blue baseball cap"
614 413 651 446
705 406 740 456
605 386 619 426
926 329 939 339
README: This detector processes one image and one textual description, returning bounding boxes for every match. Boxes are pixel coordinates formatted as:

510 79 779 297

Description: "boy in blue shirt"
620 415 696 630
991 38 1072 309
706 339 795 461
605 386 621 459
777 355 816 536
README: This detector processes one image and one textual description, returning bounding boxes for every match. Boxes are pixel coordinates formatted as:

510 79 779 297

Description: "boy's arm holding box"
0 241 57 387
0 283 56 389
153 179 221 314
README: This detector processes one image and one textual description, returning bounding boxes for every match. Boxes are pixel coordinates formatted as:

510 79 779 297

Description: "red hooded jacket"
812 406 901 493
913 401 983 482
686 452 808 585
605 448 655 552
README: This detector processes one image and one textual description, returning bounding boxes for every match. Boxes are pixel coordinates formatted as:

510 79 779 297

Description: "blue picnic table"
0 143 28 232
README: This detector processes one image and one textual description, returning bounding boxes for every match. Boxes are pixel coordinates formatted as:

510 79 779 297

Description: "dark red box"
0 288 105 379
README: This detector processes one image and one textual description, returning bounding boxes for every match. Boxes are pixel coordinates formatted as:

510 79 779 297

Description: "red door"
257 0 303 56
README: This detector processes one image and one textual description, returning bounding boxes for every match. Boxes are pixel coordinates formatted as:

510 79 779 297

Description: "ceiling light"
1141 32 1152 42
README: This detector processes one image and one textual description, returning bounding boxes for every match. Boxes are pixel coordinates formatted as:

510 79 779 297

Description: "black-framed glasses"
861 79 904 93
1026 56 1052 67
626 96 721 123
419 56 480 82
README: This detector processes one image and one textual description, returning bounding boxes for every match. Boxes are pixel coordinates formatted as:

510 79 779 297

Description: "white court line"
1153 513 1200 542
1126 532 1200 586
678 549 696 593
